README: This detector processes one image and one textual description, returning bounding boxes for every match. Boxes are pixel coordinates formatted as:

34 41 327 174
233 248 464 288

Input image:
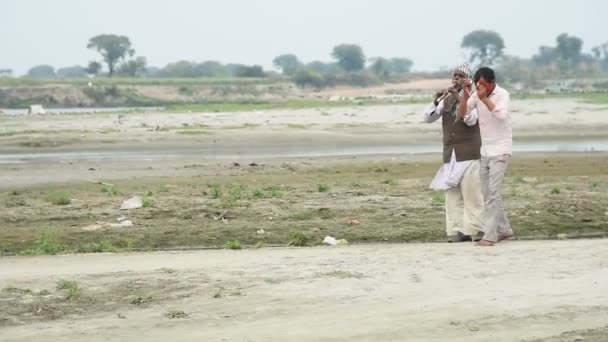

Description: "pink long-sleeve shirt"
465 84 512 157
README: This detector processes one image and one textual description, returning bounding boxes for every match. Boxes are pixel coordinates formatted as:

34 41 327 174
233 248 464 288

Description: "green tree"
369 57 390 79
555 33 583 71
57 65 86 78
592 42 608 71
195 61 226 77
331 44 366 72
235 65 266 78
27 65 56 78
85 61 102 76
389 57 413 74
532 46 558 66
461 30 505 67
305 61 341 75
87 34 134 77
118 57 147 77
273 54 301 75
293 69 325 89
161 61 196 77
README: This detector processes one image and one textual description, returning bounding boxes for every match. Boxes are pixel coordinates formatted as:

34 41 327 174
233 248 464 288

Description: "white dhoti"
430 151 484 236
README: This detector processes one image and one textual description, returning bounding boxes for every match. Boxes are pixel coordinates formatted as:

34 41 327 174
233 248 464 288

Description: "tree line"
9 30 608 89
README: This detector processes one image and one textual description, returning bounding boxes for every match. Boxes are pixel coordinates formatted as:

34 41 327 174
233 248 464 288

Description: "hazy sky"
2 0 606 75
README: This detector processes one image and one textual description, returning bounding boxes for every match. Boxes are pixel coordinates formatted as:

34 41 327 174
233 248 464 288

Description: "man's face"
476 76 494 92
452 70 467 89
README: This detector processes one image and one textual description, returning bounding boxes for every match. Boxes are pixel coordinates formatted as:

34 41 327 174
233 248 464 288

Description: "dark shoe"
448 232 473 243
473 231 484 242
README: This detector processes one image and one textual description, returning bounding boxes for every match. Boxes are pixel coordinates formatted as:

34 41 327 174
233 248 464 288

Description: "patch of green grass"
252 185 284 199
142 196 154 208
228 184 249 200
288 232 311 247
209 184 222 199
589 180 600 191
512 175 524 184
431 192 445 206
20 231 68 256
46 191 71 205
76 240 119 253
287 210 315 221
318 183 330 193
266 184 284 198
9 189 21 196
101 185 121 196
253 188 265 198
550 187 561 195
56 280 81 300
2 287 33 295
225 239 242 250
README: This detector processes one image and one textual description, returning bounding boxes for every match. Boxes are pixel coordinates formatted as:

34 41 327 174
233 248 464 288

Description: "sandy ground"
1 239 607 341
1 98 607 341
1 99 607 156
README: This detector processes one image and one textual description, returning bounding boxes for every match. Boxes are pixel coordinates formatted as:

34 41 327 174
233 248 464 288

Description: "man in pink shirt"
459 67 514 246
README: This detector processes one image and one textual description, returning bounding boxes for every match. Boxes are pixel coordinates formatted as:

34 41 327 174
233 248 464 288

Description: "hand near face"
477 84 487 98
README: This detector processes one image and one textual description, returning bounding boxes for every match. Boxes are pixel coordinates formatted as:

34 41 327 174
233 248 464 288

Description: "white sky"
2 0 606 75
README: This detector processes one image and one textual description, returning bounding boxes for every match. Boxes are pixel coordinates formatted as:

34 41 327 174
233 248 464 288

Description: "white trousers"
445 160 484 236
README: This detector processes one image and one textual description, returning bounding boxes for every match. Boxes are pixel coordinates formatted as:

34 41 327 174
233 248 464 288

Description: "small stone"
348 219 360 225
163 310 188 319
557 233 568 240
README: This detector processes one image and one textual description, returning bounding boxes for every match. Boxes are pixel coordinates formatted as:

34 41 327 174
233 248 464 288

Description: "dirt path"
1 239 607 341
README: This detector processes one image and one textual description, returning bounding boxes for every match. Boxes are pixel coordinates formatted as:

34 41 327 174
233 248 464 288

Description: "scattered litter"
323 236 337 246
257 229 265 234
557 233 568 240
116 215 126 222
120 196 143 210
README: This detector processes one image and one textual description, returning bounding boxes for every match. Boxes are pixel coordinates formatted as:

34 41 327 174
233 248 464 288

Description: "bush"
293 69 325 89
